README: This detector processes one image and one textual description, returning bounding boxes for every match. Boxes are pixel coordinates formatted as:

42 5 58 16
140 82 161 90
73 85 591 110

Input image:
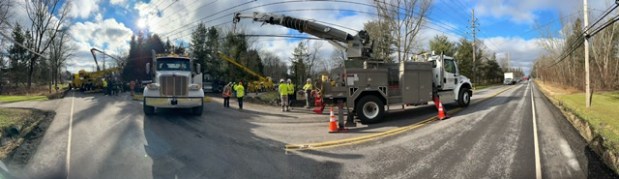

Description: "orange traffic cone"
434 96 448 120
328 107 338 133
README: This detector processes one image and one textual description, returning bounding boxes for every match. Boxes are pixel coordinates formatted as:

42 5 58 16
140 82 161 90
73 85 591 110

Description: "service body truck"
235 12 473 124
504 72 515 85
143 52 204 115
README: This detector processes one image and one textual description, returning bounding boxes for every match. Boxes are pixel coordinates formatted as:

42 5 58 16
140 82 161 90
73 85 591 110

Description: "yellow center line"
285 85 517 151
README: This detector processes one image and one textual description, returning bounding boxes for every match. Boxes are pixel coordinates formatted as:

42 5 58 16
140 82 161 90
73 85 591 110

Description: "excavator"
216 51 273 92
69 48 121 92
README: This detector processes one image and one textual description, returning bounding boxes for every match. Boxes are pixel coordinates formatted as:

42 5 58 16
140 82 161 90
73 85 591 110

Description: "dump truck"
234 12 472 124
142 51 205 115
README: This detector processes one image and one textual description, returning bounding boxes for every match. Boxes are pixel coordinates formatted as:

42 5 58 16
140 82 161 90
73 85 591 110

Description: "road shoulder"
535 80 619 175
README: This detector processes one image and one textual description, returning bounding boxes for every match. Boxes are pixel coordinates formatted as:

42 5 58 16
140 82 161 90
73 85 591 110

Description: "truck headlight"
189 84 201 91
147 83 160 90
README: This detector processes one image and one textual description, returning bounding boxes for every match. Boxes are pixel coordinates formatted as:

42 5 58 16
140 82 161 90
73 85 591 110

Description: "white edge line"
66 92 74 179
531 82 542 179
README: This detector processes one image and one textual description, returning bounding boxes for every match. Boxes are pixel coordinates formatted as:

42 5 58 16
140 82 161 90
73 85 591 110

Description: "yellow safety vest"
234 84 245 98
278 83 288 96
287 83 294 95
102 80 108 88
303 83 312 91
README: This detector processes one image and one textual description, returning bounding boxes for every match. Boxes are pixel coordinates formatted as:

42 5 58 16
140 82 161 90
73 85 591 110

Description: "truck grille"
160 75 188 96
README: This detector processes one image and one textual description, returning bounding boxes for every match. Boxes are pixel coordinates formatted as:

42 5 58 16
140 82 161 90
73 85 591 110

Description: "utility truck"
143 51 205 115
234 12 472 124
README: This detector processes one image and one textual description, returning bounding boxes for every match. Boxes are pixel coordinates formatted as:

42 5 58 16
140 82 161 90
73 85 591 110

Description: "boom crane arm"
216 51 267 81
233 12 372 59
90 48 121 72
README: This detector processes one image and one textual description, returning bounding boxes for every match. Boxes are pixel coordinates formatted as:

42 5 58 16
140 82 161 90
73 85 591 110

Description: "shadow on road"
142 102 346 178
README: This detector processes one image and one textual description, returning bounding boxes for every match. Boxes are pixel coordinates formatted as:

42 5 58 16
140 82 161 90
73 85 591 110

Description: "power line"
152 0 217 31
548 3 619 67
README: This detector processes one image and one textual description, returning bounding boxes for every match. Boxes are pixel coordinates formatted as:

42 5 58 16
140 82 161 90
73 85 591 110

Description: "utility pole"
584 0 591 108
470 9 479 83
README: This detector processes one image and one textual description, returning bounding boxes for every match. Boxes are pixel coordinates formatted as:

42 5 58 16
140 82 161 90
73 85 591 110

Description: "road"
0 81 616 178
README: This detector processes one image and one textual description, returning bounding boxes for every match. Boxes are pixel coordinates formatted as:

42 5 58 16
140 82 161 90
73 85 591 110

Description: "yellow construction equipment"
217 51 273 92
69 48 122 92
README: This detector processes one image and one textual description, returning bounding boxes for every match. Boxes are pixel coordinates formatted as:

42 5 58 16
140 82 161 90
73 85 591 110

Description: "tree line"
533 17 619 90
0 0 73 94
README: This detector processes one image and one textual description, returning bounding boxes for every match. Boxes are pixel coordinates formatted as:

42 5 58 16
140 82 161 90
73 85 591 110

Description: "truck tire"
457 88 471 107
356 95 384 124
143 99 155 115
192 103 204 116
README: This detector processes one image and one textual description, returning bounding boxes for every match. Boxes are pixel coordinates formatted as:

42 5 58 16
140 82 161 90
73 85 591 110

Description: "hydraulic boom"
233 12 372 59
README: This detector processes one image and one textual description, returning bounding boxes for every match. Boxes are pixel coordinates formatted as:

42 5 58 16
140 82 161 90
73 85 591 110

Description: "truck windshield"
157 58 190 71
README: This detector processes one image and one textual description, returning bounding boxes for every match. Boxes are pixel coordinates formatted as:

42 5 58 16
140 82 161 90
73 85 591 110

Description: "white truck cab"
143 52 204 115
428 55 473 107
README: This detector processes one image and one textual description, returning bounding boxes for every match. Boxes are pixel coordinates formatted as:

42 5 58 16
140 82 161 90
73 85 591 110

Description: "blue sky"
46 0 616 74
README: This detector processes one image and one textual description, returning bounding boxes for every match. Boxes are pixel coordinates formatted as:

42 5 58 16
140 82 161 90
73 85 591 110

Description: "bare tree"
49 30 74 90
306 40 323 76
374 0 432 62
259 51 287 81
113 47 129 68
24 0 70 89
0 0 11 31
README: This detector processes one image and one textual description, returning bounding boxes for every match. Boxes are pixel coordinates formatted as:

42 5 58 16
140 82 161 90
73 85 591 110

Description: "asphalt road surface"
0 81 616 178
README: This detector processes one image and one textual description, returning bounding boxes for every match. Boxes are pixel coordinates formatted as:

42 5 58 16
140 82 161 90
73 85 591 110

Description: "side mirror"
196 64 201 74
146 63 150 74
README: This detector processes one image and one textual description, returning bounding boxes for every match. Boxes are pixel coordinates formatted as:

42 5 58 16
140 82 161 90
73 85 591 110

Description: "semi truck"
142 51 205 115
234 12 473 124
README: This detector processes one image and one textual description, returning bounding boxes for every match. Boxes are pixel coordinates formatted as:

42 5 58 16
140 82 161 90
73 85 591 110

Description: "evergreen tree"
429 35 455 56
8 24 28 86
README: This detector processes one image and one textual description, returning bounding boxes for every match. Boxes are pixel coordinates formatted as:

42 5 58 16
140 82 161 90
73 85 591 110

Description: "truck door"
442 58 457 90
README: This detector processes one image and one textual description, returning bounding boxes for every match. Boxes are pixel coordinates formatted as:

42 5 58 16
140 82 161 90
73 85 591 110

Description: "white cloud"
68 0 100 19
67 18 133 72
474 0 613 25
481 37 546 74
110 0 127 6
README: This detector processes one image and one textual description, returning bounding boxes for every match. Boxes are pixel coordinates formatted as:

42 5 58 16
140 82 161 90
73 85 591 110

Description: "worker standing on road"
278 79 289 112
102 78 108 95
286 79 294 110
129 80 136 96
234 81 245 110
303 78 313 108
222 82 232 108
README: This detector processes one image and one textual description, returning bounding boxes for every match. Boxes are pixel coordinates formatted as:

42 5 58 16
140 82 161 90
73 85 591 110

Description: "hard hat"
279 79 284 83
306 78 311 82
286 79 291 83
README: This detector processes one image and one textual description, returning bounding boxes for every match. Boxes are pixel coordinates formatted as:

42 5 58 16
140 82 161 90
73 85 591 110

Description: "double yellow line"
284 85 517 151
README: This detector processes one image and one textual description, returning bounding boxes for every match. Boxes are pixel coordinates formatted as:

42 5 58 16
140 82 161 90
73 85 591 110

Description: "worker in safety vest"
102 78 108 95
286 79 294 110
233 81 245 110
222 82 233 108
303 78 313 108
278 79 289 112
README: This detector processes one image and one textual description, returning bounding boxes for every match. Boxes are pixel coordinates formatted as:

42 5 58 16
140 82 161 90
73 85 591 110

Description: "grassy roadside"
536 81 619 151
0 108 50 160
0 108 33 129
0 96 48 103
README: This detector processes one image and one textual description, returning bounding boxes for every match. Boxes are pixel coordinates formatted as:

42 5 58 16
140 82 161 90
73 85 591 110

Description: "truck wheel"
193 104 204 116
458 88 471 107
356 95 384 124
143 99 155 115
